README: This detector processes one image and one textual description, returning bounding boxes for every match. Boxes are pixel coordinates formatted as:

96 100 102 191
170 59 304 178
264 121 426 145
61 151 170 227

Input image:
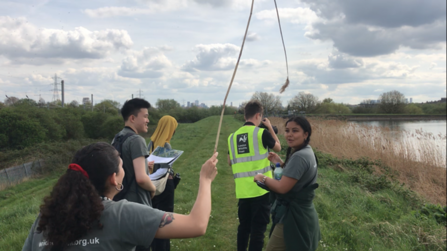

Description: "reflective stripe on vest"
229 127 269 165
233 165 271 179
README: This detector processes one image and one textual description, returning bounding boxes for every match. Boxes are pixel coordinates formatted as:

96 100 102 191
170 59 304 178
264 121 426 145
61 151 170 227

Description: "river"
350 120 446 167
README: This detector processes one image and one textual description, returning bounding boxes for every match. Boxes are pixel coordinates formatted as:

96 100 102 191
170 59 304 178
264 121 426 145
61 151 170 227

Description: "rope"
214 0 255 153
274 0 290 93
214 0 289 151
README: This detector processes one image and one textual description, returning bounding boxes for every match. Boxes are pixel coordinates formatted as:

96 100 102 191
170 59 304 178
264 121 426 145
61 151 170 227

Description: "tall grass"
269 117 446 205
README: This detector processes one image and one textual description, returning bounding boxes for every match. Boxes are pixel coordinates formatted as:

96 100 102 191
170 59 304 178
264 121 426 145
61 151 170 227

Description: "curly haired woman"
22 142 218 251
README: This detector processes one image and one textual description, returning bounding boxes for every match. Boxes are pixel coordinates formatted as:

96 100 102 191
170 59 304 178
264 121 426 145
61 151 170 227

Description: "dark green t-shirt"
22 200 165 251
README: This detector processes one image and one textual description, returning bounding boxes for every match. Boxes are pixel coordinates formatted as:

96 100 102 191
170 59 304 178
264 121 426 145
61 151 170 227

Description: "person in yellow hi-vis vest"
227 100 281 251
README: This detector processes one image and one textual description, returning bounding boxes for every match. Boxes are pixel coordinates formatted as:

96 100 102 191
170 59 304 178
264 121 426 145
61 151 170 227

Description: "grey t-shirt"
115 127 151 206
22 200 165 251
283 145 318 193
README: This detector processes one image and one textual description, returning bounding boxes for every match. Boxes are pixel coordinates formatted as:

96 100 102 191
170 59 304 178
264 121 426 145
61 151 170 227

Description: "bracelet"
262 176 267 183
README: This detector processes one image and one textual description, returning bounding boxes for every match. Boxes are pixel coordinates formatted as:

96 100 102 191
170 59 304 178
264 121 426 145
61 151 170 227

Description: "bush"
414 204 447 225
14 105 65 141
100 115 124 141
0 109 47 149
81 112 109 139
404 104 423 114
54 108 85 140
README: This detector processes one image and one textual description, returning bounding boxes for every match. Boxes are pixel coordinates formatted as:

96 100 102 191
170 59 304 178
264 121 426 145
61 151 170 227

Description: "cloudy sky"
0 0 445 107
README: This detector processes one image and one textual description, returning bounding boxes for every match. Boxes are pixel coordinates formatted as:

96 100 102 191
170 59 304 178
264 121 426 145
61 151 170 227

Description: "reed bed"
269 117 446 205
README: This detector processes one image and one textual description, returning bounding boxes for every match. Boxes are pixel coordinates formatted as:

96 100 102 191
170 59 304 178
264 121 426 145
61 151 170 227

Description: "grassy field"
0 115 445 250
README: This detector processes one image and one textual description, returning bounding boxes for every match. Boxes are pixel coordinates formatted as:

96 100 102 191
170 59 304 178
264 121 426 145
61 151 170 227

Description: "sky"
0 0 445 107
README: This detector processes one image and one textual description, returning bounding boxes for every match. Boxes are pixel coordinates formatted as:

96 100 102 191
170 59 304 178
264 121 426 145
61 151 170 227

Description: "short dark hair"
244 100 263 119
121 98 151 121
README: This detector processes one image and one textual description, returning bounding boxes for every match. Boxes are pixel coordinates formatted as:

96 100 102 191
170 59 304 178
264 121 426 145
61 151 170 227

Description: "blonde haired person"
147 115 178 251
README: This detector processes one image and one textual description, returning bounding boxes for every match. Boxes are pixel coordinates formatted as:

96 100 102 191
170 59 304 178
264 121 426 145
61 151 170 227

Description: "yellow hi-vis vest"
228 126 272 199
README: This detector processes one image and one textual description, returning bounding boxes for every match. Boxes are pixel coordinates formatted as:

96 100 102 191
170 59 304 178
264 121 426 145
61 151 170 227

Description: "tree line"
0 98 237 150
242 90 446 115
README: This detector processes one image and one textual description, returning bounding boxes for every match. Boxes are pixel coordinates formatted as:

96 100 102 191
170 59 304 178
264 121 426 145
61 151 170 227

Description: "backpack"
111 131 136 201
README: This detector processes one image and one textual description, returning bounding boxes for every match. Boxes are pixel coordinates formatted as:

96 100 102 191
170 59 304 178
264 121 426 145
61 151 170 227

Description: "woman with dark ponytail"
254 117 320 251
23 142 219 251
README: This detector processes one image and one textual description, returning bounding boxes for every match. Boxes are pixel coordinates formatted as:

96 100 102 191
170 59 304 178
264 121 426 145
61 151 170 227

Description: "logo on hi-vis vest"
237 133 250 154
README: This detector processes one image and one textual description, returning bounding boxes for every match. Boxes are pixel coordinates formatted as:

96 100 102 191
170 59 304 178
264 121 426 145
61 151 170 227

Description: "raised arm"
155 152 218 239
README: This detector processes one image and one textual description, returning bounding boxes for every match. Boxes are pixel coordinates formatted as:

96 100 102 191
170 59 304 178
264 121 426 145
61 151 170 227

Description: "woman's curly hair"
283 116 312 166
37 142 120 250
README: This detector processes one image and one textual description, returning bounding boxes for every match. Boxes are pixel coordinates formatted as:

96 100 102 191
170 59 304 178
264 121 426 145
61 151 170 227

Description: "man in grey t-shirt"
113 99 156 208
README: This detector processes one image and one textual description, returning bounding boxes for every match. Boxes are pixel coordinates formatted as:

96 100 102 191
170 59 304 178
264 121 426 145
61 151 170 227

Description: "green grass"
0 115 445 251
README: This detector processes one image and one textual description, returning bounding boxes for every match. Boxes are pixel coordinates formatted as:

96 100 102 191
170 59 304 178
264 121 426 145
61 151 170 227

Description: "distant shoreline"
305 114 446 121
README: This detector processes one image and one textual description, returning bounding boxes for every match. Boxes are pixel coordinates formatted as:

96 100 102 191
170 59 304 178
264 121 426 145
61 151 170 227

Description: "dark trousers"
237 193 271 251
151 178 175 251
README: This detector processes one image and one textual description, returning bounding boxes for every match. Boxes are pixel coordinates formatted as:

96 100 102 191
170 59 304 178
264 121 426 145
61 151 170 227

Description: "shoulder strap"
112 132 136 155
111 130 137 200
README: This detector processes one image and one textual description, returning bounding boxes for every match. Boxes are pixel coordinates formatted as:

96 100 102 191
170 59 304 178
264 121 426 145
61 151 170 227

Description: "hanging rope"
274 0 290 93
213 0 255 153
214 0 289 152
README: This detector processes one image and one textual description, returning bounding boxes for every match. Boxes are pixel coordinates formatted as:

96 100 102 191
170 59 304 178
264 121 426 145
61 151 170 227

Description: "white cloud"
182 43 239 71
246 32 261 42
118 47 172 78
0 16 133 64
255 7 319 25
84 6 169 18
181 43 270 72
328 53 363 69
84 0 253 18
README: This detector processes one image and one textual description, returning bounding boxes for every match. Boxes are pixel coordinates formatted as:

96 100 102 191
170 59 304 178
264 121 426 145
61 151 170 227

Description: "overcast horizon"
0 0 445 107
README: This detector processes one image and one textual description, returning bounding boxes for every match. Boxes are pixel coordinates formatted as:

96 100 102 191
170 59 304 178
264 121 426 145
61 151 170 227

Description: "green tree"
288 92 319 113
251 92 283 114
4 96 19 106
101 115 124 140
13 98 38 107
322 98 333 103
81 112 109 139
156 99 181 112
94 99 121 115
69 100 79 107
404 104 424 114
314 102 351 114
0 109 46 149
379 90 406 114
54 108 85 140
